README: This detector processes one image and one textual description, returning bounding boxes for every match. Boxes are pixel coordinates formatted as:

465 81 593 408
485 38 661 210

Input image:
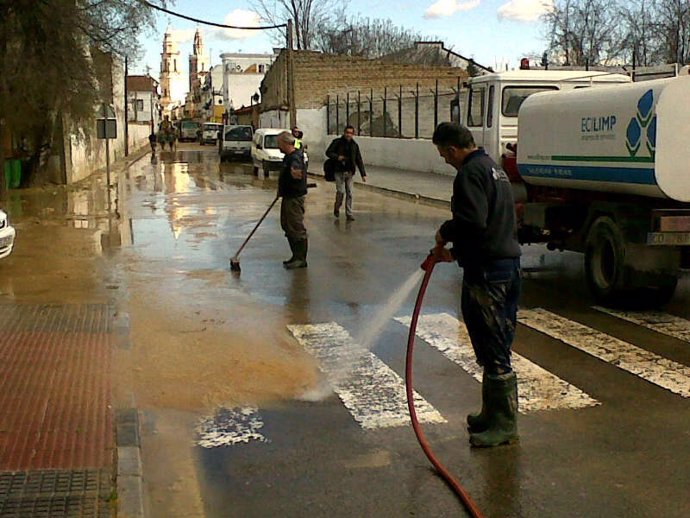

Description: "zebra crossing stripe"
288 323 447 429
519 308 690 398
396 313 599 413
196 407 268 448
594 306 690 343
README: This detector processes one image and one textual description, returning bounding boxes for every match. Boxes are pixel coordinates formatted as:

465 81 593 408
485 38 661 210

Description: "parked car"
200 122 223 145
0 209 16 260
251 128 309 177
219 125 254 161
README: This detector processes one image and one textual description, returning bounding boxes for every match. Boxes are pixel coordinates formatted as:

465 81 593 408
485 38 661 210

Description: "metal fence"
326 79 465 139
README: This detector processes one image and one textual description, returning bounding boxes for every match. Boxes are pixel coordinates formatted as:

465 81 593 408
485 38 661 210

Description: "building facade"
220 52 276 120
200 65 225 123
127 75 160 129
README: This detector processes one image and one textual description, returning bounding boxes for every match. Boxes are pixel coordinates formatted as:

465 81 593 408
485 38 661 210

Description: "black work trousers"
461 258 521 375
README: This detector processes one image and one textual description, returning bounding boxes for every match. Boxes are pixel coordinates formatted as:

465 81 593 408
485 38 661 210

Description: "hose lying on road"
405 253 485 518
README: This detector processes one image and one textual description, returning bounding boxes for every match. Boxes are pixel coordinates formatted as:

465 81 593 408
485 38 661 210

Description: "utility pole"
286 19 297 128
124 55 129 156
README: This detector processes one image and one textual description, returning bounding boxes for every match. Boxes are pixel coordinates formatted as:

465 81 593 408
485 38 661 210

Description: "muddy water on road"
113 147 322 517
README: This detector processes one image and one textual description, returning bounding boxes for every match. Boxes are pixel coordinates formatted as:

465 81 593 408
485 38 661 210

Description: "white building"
127 75 160 128
220 52 276 116
200 65 225 122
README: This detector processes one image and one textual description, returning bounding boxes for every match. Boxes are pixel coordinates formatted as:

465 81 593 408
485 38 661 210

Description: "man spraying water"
431 122 521 448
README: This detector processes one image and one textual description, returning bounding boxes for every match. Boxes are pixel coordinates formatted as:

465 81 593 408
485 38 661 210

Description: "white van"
200 122 223 145
219 125 254 161
251 128 309 177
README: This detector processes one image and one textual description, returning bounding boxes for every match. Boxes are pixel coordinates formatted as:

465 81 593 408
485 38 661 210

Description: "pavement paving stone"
0 304 113 516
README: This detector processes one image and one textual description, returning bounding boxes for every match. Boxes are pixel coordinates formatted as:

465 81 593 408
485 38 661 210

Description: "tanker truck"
460 69 690 306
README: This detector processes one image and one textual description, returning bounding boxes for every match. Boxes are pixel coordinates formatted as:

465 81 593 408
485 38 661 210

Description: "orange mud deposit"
115 290 319 412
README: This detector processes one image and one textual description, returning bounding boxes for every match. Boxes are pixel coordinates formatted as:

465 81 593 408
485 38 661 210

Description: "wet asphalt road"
119 145 690 518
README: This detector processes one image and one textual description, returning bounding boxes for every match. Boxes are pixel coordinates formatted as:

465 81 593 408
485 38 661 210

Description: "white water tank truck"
512 75 690 305
460 70 690 306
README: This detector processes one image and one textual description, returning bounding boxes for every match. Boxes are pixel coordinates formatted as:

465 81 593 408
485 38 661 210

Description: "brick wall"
260 50 467 112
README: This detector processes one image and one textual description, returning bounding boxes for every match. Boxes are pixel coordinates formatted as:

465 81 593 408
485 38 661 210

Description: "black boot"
285 239 307 269
467 371 489 433
469 372 519 448
283 238 297 265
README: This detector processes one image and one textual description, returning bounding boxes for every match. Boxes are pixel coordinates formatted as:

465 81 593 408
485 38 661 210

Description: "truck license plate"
647 232 690 245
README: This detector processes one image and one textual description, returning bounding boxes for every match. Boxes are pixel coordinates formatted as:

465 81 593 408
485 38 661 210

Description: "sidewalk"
308 160 453 208
0 148 149 517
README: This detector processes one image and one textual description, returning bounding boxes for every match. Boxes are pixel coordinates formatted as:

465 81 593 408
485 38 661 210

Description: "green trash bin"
3 159 21 189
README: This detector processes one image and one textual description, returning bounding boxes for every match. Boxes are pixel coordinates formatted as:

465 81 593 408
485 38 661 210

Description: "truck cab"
462 70 631 164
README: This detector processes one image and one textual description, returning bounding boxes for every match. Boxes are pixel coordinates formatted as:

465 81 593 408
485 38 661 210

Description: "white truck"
460 69 690 306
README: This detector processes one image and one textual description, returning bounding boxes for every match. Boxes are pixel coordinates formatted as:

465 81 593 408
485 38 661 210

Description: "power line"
140 1 287 30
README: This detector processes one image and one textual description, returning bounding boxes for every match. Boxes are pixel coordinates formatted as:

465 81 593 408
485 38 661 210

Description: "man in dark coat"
431 122 521 448
277 131 308 269
325 125 367 221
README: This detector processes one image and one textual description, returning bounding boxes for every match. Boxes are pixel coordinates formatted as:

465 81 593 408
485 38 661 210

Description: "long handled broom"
229 195 280 273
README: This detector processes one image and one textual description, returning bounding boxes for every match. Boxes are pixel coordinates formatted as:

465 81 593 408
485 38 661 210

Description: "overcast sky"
134 0 553 77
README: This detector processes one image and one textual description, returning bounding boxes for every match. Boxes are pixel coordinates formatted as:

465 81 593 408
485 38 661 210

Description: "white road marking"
396 313 599 413
196 407 268 448
520 308 690 398
288 323 446 429
594 306 690 343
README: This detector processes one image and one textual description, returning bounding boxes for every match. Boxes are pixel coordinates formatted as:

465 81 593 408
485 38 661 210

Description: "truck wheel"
585 216 627 305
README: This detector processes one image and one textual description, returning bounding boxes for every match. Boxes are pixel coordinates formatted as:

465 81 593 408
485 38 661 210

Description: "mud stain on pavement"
115 290 319 411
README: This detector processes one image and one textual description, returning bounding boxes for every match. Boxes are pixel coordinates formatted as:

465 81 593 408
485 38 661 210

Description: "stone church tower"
159 27 184 113
188 29 209 94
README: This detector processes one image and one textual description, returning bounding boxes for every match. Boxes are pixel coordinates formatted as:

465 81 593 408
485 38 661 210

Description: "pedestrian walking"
149 131 157 156
325 125 367 221
277 131 308 269
430 122 521 448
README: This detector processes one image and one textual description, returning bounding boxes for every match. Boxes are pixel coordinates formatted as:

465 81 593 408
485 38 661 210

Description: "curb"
306 171 450 210
115 407 145 518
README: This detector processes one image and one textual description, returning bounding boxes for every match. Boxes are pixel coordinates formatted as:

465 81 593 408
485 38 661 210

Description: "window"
467 86 485 127
263 135 280 149
487 85 495 128
225 126 253 141
501 86 558 117
134 99 144 111
258 64 265 74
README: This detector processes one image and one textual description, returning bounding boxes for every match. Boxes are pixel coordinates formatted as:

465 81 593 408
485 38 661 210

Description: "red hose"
405 254 485 518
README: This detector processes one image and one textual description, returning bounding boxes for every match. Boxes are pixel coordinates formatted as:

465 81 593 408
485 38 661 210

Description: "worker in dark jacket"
325 125 366 221
277 131 308 269
431 122 521 448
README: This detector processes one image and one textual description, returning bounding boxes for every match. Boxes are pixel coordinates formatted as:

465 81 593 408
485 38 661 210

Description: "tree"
543 0 623 66
251 0 343 50
0 0 160 193
655 0 690 64
618 0 659 66
312 16 429 58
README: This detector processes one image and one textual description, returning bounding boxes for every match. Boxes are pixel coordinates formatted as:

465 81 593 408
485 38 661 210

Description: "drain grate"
0 470 112 517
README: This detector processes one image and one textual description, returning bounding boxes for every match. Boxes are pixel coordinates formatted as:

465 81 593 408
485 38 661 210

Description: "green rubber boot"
285 239 308 269
467 371 489 433
469 372 519 448
283 238 297 265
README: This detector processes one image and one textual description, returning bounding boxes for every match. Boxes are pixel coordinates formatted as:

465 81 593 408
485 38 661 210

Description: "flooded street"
2 143 689 517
